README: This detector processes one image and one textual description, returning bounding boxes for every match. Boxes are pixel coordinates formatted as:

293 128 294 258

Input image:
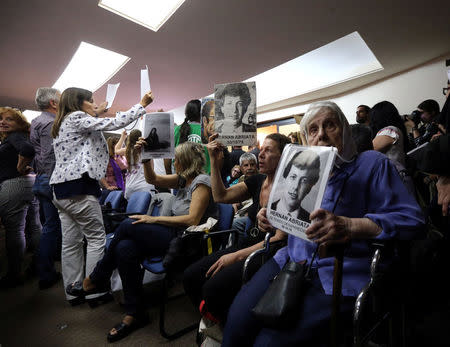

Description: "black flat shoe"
68 296 86 306
107 314 150 343
66 280 110 297
87 292 114 308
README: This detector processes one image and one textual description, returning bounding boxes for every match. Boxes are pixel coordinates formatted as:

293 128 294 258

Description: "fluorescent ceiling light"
53 41 130 92
98 0 185 32
23 110 41 123
245 32 383 107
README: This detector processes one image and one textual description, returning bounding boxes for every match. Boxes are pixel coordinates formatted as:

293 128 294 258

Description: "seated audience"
226 165 242 187
183 133 290 323
232 152 258 231
369 101 414 195
99 136 127 202
356 104 371 125
50 87 154 305
222 101 426 346
288 131 299 144
0 107 39 288
114 129 156 200
410 99 443 147
229 145 245 168
66 141 218 342
350 124 373 153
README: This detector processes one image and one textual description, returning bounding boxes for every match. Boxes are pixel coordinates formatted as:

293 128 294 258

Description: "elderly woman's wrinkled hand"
256 207 275 234
130 214 156 224
305 208 351 245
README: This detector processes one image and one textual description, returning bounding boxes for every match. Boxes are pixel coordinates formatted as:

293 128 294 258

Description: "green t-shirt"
174 123 211 174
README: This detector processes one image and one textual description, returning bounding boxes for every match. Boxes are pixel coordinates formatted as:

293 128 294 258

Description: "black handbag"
251 247 318 328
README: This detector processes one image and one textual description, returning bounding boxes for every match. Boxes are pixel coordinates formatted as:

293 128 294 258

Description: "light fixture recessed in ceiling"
52 41 130 93
98 0 185 32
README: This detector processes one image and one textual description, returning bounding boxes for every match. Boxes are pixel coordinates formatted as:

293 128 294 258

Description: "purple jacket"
274 150 426 297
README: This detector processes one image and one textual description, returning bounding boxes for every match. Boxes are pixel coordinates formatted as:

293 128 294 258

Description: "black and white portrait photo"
141 112 174 160
267 144 337 241
214 81 257 146
271 150 321 223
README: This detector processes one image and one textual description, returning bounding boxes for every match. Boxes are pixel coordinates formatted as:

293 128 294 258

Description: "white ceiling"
0 0 449 116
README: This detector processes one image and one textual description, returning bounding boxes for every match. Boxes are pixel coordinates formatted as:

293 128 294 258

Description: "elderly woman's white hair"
300 101 357 164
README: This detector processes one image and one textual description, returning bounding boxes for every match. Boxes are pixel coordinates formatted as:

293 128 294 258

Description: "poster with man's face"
214 81 257 146
267 144 337 241
141 112 174 160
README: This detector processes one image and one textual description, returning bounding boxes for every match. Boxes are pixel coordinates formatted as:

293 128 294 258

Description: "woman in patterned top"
50 87 153 305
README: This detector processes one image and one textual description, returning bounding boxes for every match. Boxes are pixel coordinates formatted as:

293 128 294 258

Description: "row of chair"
101 189 236 341
102 190 414 346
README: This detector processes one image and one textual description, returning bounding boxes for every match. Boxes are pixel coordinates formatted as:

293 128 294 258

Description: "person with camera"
409 99 443 147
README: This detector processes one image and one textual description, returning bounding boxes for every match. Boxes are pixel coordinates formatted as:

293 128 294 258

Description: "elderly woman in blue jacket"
50 87 153 305
222 101 426 346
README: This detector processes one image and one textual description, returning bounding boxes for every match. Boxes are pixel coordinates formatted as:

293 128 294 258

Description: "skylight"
98 0 185 32
245 32 383 107
52 41 130 92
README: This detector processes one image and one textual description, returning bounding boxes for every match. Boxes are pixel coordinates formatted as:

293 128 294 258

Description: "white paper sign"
267 144 336 241
106 83 120 108
141 112 175 160
140 65 151 99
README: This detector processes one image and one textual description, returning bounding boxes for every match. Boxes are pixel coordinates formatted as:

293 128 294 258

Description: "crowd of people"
0 80 449 345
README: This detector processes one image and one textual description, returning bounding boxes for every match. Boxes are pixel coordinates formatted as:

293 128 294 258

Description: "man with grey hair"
271 149 320 222
232 152 259 232
30 87 62 290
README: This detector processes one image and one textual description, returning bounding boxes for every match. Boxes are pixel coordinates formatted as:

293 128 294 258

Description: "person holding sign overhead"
50 88 154 306
222 101 426 347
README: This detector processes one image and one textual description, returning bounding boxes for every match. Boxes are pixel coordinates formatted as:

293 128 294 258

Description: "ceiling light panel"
245 32 383 107
98 0 185 32
52 42 130 93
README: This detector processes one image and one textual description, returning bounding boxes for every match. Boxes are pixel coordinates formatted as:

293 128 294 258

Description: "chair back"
217 203 234 231
104 190 123 210
126 191 151 214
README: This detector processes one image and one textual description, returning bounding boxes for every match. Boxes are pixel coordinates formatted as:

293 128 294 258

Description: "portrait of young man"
271 149 320 222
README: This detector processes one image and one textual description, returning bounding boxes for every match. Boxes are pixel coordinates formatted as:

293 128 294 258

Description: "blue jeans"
33 175 61 282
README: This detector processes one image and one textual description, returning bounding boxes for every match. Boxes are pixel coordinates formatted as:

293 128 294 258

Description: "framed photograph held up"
214 81 257 146
141 112 174 160
267 144 337 241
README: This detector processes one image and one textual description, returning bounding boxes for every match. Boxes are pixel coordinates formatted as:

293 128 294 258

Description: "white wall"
257 58 449 124
168 58 448 126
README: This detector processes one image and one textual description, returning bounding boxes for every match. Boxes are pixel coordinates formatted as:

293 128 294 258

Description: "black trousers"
183 246 262 322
